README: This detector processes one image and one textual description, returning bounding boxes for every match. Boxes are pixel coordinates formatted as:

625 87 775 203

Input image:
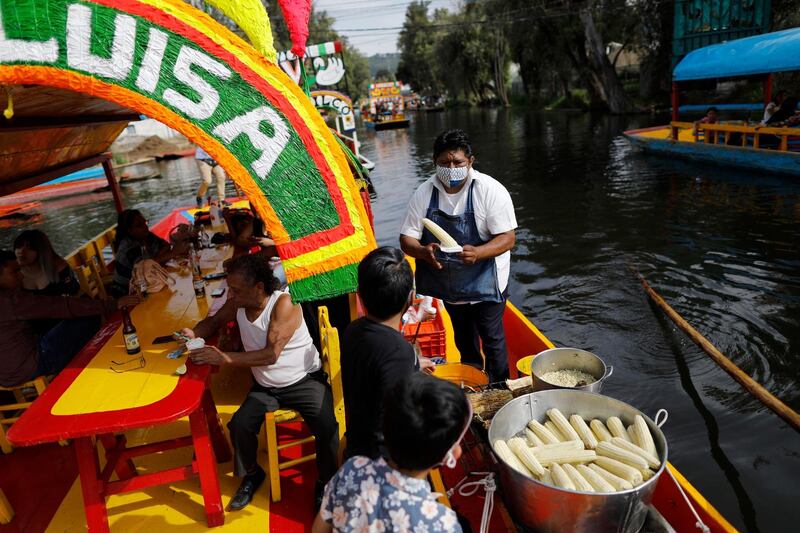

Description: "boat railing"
65 224 117 296
671 121 800 151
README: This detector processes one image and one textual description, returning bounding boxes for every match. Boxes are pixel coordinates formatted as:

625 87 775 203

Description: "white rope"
446 472 496 533
665 466 711 533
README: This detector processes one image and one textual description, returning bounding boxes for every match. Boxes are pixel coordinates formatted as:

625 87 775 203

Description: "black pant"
444 299 509 382
227 370 339 486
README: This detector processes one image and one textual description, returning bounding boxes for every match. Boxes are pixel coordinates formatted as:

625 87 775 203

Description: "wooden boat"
0 1 736 531
625 28 800 176
365 81 411 130
0 203 738 532
364 115 411 130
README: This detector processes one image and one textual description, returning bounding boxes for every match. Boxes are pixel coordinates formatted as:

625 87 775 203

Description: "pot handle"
604 365 614 379
654 409 669 428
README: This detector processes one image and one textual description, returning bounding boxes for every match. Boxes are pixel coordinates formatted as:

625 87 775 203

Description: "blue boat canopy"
673 27 800 82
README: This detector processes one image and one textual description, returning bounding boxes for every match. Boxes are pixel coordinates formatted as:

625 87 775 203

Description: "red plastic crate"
401 299 446 359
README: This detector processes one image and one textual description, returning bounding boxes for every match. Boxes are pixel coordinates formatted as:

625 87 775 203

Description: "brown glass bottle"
122 308 141 355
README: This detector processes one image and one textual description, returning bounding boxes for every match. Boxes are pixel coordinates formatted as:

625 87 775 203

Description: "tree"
396 1 439 94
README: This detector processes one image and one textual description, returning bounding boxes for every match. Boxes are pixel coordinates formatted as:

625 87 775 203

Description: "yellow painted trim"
667 463 739 532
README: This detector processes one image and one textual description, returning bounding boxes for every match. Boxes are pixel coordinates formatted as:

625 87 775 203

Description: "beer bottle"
192 251 206 297
122 308 141 355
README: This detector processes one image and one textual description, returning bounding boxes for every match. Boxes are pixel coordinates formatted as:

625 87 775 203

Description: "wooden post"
763 74 773 107
670 83 679 140
101 156 124 214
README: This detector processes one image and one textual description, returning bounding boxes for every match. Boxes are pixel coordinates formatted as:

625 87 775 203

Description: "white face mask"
436 165 469 188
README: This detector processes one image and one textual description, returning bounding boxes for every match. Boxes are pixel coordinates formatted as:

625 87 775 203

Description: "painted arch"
0 0 376 301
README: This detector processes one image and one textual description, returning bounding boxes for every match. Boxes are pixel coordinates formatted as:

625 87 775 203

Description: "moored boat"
624 28 800 177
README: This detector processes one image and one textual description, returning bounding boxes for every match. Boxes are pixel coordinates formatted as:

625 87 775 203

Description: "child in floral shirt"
313 373 472 532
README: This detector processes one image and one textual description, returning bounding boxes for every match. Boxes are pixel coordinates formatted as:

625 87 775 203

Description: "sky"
313 0 456 56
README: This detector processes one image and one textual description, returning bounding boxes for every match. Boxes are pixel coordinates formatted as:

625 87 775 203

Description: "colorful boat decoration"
364 81 411 130
625 28 800 176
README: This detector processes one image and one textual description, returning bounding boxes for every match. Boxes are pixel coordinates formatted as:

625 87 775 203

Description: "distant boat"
0 166 121 206
625 28 800 177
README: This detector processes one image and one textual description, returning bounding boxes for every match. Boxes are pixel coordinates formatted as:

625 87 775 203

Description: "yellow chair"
0 488 12 524
75 263 107 299
0 376 48 454
263 306 346 503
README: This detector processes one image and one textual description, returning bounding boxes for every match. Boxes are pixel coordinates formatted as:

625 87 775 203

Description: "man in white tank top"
184 255 338 511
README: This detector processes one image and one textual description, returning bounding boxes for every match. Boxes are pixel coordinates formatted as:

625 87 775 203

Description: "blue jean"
35 316 101 377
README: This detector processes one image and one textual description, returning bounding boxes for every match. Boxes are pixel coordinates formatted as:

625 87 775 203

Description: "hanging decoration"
276 0 313 57
0 0 375 301
204 0 277 63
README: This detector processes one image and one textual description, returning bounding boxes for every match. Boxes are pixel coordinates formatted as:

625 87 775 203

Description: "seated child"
313 373 471 532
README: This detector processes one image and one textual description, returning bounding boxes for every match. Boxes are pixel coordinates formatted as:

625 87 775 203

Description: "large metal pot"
530 348 613 393
488 390 667 533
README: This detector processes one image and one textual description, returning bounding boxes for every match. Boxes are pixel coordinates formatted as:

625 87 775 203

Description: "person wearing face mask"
400 129 517 382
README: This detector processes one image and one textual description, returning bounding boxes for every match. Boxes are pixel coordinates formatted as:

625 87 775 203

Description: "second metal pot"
530 347 613 393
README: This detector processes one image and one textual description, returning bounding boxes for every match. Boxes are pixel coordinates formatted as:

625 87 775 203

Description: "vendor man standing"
400 129 517 382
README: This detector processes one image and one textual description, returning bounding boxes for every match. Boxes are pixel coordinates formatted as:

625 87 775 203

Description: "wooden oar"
631 266 800 433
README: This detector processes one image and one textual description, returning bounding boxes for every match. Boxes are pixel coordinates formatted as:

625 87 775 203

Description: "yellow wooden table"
8 245 232 533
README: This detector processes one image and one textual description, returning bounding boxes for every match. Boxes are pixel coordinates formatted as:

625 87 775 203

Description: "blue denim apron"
415 181 503 303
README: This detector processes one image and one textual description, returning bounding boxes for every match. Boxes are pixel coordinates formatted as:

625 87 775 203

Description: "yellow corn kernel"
546 408 582 442
610 437 660 469
590 419 614 442
508 437 545 477
606 417 632 442
587 463 634 491
550 463 576 490
527 419 560 445
632 415 658 457
563 463 594 492
576 464 615 493
594 456 643 485
569 414 598 449
596 441 649 470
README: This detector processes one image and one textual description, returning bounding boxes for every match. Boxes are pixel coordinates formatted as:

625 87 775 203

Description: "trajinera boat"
0 1 737 532
625 27 800 177
363 81 411 130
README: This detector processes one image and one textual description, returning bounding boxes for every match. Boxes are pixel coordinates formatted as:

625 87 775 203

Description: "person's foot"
196 196 203 208
228 467 265 511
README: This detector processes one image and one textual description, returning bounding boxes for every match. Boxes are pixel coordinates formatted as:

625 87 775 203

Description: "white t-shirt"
237 290 321 388
400 169 517 296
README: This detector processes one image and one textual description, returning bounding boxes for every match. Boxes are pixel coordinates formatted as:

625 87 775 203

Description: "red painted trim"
7 316 211 445
86 0 356 245
333 41 343 53
763 74 773 106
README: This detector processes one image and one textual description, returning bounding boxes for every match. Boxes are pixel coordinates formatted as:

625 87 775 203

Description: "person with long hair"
111 209 177 296
13 229 79 296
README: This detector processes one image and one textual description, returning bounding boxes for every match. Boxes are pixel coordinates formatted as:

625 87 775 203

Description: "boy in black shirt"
341 247 432 459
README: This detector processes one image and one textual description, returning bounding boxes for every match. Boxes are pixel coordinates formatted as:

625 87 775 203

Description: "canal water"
2 108 798 531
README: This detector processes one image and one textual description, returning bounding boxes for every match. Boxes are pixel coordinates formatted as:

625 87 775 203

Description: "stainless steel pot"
531 348 613 393
488 390 667 533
